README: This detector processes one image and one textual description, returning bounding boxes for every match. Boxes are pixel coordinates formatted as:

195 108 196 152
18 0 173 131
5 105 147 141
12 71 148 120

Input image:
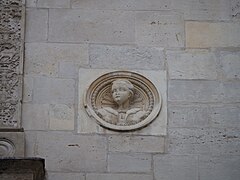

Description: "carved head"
111 79 134 105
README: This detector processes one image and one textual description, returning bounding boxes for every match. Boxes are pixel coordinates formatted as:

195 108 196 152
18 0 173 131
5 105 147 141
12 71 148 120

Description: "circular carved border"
0 138 15 157
84 71 162 131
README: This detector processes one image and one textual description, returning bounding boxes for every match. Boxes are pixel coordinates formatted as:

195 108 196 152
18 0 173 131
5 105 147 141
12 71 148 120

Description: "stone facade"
22 0 240 180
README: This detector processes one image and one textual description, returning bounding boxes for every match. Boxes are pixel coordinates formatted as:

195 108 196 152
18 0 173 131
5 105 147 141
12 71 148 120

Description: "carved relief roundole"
84 71 162 131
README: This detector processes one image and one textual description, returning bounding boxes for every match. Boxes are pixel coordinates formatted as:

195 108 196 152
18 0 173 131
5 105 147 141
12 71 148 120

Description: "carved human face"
112 83 131 105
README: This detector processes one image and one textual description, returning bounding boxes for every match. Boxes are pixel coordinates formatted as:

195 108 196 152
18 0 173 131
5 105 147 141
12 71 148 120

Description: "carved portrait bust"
84 71 162 131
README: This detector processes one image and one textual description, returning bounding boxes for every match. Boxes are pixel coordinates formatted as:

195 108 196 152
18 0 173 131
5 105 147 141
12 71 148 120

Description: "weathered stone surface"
209 105 240 128
108 153 151 172
59 62 79 78
49 9 135 43
25 9 48 42
108 135 165 153
222 81 240 102
154 155 198 180
86 173 153 180
167 50 217 79
168 80 222 103
25 131 37 157
71 0 170 10
168 105 209 128
33 132 107 172
171 0 231 20
25 43 88 77
168 128 211 155
23 76 33 102
37 0 70 8
78 69 167 136
135 12 184 47
26 0 37 7
0 132 25 157
231 0 240 18
22 103 49 130
211 128 240 155
0 0 24 128
47 173 85 180
199 155 240 180
219 51 240 79
33 77 75 104
49 104 74 130
186 21 240 48
89 45 165 70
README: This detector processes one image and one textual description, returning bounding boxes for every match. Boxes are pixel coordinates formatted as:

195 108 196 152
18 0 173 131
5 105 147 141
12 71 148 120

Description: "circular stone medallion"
0 138 15 157
84 71 162 131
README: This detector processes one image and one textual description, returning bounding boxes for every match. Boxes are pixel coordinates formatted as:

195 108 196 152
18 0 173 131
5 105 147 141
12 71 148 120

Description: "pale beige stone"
48 9 135 43
25 9 48 42
49 104 74 130
135 12 184 47
108 135 165 153
108 153 152 172
78 69 167 136
86 173 153 180
171 0 231 20
72 0 170 10
34 132 107 172
37 0 70 8
23 75 33 102
167 50 217 79
186 21 240 48
25 43 88 77
47 173 85 180
22 103 49 130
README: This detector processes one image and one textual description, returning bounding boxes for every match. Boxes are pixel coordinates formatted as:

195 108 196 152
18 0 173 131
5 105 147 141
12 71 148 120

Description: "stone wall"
23 0 240 180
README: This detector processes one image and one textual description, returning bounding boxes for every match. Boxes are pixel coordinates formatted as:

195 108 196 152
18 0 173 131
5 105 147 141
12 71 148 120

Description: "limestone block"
211 128 240 155
71 0 170 10
209 105 240 128
168 80 223 103
37 0 70 8
168 128 211 155
22 103 49 130
59 62 79 78
25 131 37 157
219 51 240 79
23 75 33 102
108 153 151 172
86 173 153 180
89 45 165 70
168 105 209 128
49 9 135 44
49 104 74 130
33 77 75 104
47 173 85 180
0 132 25 157
108 135 165 153
135 12 184 47
186 21 240 48
166 50 217 79
77 69 167 136
199 155 240 180
25 43 88 77
33 132 107 172
26 0 37 7
231 0 240 18
25 9 48 42
154 155 198 180
222 81 240 102
171 0 231 20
